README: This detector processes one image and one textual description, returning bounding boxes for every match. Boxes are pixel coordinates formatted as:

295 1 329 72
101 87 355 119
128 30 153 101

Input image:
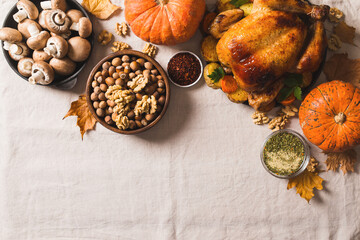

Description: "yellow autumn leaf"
325 149 357 175
287 170 324 203
334 21 356 45
82 0 121 20
63 94 97 139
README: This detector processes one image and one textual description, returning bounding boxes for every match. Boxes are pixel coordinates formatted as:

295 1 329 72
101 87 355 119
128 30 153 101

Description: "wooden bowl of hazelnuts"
85 50 170 135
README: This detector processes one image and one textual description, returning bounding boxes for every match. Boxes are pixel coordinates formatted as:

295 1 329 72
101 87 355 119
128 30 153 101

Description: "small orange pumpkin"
299 80 360 152
125 0 206 45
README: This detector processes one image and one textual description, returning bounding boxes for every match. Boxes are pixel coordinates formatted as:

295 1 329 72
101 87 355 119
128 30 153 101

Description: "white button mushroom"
33 50 52 62
26 23 50 50
17 19 42 39
17 57 34 77
9 42 30 61
50 57 76 76
45 9 71 34
70 17 92 38
0 27 23 51
66 9 84 24
38 10 51 30
67 36 91 62
40 0 67 12
44 35 68 58
28 61 55 85
13 0 39 23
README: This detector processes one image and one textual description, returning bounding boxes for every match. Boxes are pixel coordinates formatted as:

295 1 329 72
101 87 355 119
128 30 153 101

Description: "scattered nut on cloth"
97 30 113 45
115 22 129 36
142 43 157 58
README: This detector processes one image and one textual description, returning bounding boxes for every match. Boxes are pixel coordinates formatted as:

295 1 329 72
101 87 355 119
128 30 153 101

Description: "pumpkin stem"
334 112 346 125
158 0 169 6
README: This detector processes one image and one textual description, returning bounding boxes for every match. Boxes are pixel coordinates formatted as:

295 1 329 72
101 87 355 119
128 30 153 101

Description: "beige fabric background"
0 0 360 239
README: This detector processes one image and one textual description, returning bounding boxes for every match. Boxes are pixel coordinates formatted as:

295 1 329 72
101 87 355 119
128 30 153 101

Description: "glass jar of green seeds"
260 129 310 179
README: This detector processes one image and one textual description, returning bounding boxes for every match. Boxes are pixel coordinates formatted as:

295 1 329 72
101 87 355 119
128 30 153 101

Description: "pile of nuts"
0 0 92 85
90 54 167 131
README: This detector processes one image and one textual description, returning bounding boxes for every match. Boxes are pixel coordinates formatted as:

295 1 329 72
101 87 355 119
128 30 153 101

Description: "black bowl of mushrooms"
0 0 94 89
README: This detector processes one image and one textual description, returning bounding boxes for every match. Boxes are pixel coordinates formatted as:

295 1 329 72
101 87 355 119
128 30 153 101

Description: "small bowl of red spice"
167 51 203 87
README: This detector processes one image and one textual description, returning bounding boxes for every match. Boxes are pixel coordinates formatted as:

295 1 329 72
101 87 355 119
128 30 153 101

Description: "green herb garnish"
230 0 249 7
278 73 303 102
208 67 225 83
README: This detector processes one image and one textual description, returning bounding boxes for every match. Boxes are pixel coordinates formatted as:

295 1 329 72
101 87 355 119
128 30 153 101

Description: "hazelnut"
152 91 160 100
157 105 163 113
107 100 116 107
127 110 135 119
90 92 99 101
158 95 166 105
151 69 158 75
135 93 143 101
109 66 116 76
107 107 113 114
96 108 105 117
145 114 156 122
97 76 105 84
144 62 153 70
92 80 98 88
130 61 140 71
112 72 119 79
100 83 108 92
99 101 107 109
112 57 122 67
101 69 109 78
102 61 111 70
141 119 148 126
98 92 106 101
157 88 165 94
115 78 123 86
94 86 101 94
122 62 130 68
129 120 136 129
116 66 124 72
124 66 131 74
129 72 136 79
122 55 130 62
135 116 142 121
136 58 145 66
144 84 157 95
93 101 100 109
119 72 129 80
94 71 102 79
158 80 165 88
135 120 143 128
150 75 156 82
156 75 163 80
105 115 113 125
143 69 150 76
105 77 115 86
135 70 142 75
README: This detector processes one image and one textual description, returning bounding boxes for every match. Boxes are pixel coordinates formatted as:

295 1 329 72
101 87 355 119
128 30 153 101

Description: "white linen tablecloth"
1 0 360 239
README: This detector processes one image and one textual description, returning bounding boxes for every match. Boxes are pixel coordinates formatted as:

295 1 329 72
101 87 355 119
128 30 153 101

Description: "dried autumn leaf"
333 21 356 45
287 170 324 203
325 149 357 174
63 94 97 139
323 53 360 89
82 0 121 20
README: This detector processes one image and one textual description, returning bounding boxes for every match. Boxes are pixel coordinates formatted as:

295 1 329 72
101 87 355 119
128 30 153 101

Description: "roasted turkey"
215 0 329 110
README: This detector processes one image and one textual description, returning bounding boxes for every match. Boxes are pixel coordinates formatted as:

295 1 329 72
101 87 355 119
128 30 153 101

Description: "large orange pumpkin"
299 80 360 152
125 0 206 45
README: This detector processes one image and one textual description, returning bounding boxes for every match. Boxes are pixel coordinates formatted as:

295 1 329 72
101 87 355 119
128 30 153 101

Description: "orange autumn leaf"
334 21 356 45
323 53 360 89
287 170 324 203
82 0 121 20
325 149 357 175
63 94 97 139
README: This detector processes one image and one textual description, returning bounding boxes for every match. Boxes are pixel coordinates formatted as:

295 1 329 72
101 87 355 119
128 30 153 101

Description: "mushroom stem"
3 41 13 51
13 9 28 23
29 70 44 85
70 22 79 31
9 44 23 55
44 44 57 56
40 1 52 10
54 13 66 25
27 23 40 37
